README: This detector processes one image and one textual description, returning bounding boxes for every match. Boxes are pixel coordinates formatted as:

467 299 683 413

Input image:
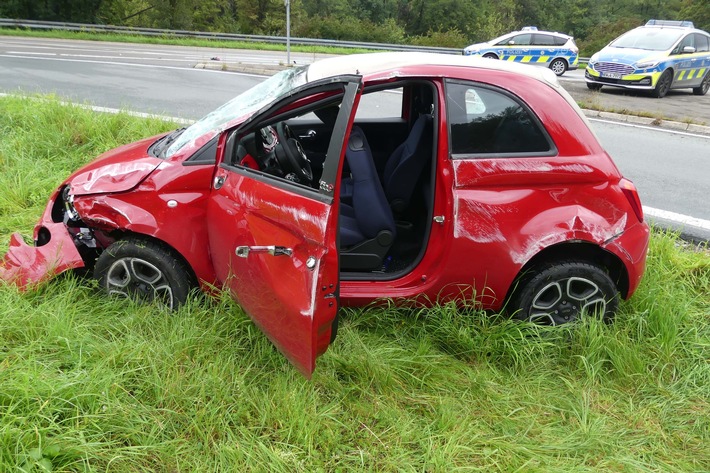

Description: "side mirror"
682 46 696 54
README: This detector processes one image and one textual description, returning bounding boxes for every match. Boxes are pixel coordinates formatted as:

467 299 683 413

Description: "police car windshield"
162 66 309 158
610 28 685 51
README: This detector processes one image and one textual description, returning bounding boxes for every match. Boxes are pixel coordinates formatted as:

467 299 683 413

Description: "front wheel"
586 82 603 91
549 58 567 76
509 261 619 325
693 71 710 96
94 238 196 310
482 53 498 59
651 70 673 98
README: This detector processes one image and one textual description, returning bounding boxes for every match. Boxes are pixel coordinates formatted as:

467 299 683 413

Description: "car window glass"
553 36 568 46
694 33 709 52
465 89 486 114
611 28 684 51
354 87 403 119
510 34 532 45
446 81 551 155
534 34 555 46
676 34 694 53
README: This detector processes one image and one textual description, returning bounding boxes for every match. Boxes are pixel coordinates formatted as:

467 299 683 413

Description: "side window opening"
534 34 556 46
694 33 709 52
446 80 552 156
340 81 438 279
221 88 350 191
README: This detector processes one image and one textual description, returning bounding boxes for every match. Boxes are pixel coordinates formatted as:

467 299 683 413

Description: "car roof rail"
645 19 694 28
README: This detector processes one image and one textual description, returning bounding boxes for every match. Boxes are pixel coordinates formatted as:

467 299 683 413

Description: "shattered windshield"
610 28 684 51
163 65 309 158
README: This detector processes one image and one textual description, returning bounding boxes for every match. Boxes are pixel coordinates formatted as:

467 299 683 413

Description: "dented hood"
68 135 164 196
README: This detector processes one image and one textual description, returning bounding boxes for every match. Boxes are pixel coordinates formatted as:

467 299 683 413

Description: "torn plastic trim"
0 222 86 289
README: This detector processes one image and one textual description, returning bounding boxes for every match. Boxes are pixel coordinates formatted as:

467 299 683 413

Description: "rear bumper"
0 222 85 289
602 220 650 299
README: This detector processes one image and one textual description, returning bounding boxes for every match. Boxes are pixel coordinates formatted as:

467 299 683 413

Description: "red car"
1 53 649 376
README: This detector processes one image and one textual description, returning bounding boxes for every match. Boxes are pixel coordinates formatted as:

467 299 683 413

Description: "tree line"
2 0 709 55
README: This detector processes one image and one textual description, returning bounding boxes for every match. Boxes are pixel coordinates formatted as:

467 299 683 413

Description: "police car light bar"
645 19 694 28
521 26 538 31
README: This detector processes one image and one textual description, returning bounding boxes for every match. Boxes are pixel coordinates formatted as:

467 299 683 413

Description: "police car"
463 27 579 76
586 20 710 98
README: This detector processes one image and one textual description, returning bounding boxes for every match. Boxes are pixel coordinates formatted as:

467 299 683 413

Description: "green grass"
0 27 375 56
1 95 709 472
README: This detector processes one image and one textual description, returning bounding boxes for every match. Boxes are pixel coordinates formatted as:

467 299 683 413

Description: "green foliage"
1 96 709 471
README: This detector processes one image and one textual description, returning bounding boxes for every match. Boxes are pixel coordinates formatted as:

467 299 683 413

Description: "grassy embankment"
0 96 708 472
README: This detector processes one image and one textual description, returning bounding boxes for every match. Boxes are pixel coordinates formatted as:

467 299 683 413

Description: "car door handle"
298 130 316 140
235 245 293 258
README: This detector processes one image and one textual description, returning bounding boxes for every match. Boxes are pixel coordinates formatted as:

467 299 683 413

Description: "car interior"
222 81 437 278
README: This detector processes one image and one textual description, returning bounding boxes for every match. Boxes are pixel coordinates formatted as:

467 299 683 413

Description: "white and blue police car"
462 27 579 76
586 20 710 98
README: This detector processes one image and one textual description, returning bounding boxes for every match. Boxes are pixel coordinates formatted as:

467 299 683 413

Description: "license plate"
601 72 622 79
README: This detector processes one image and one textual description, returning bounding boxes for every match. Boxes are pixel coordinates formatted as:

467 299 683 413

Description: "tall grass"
1 95 708 472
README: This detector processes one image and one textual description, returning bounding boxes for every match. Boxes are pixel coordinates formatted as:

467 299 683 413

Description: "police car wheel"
651 70 672 98
549 58 567 76
587 83 603 91
693 72 710 96
483 53 498 60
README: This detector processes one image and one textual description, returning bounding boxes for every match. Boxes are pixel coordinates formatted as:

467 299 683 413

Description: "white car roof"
306 52 561 87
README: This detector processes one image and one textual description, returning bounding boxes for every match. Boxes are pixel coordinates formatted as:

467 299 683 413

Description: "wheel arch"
551 56 569 67
505 240 630 304
657 67 675 85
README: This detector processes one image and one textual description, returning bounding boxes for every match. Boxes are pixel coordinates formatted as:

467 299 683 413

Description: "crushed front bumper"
0 222 86 289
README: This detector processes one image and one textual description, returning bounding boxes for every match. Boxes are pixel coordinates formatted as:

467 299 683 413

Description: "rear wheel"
549 58 567 76
509 261 619 325
693 71 710 96
651 70 673 98
94 238 196 310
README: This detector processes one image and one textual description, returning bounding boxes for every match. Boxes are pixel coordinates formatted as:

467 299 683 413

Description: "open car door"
206 77 362 377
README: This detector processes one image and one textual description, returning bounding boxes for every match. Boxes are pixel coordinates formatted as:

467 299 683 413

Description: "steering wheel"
274 122 313 185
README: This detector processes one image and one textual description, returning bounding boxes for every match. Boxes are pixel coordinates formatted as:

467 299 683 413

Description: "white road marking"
644 206 710 232
589 117 710 139
0 53 266 76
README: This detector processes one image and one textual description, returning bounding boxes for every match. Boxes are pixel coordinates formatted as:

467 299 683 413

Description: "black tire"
693 71 710 96
549 58 567 76
651 70 673 98
94 238 196 310
509 261 619 325
483 53 498 59
586 82 603 91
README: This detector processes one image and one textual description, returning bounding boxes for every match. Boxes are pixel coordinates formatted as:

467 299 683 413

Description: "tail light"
619 178 644 222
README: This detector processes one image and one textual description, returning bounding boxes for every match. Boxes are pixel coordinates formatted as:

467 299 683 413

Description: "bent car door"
206 77 362 376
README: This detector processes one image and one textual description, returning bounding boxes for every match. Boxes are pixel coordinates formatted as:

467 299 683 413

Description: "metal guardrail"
0 18 590 64
0 18 461 54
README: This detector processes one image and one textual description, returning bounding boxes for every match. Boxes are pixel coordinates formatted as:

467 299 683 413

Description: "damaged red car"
1 53 649 376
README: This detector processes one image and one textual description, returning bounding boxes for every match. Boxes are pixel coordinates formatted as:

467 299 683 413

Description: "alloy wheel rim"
105 257 174 308
528 277 606 325
551 60 565 75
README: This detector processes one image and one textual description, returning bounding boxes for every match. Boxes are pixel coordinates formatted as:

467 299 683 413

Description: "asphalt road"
1 36 709 240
